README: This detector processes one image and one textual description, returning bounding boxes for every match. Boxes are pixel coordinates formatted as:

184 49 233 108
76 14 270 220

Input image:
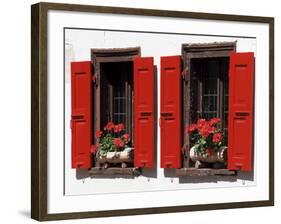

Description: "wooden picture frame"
31 2 274 221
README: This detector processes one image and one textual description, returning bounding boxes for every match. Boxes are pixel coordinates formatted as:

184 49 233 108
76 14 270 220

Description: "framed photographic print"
31 2 274 221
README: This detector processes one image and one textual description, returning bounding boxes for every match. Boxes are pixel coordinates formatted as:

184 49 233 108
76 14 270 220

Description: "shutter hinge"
92 71 99 86
182 68 188 82
92 74 97 85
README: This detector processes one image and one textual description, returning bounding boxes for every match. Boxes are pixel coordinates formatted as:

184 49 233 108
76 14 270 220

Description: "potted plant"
91 122 133 168
185 118 227 166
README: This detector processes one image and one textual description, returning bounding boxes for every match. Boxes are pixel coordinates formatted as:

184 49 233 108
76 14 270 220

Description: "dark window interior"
100 61 133 140
190 57 229 131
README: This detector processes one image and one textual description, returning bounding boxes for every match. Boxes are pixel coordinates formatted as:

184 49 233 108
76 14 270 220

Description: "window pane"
190 59 201 123
113 83 126 126
100 62 133 136
222 58 229 131
189 57 229 129
203 59 218 120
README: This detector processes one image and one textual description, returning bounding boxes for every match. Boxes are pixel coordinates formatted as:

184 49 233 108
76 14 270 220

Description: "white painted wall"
64 28 256 196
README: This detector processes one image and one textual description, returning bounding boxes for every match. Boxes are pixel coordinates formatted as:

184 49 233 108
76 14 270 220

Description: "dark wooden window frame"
181 41 236 167
189 57 230 130
91 47 141 142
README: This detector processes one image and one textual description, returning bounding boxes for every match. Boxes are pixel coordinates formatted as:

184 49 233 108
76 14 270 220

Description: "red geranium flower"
113 125 119 133
185 124 197 134
95 130 103 138
196 118 206 129
113 138 125 149
212 132 223 143
123 133 130 142
114 123 124 133
199 127 211 138
199 123 215 138
105 122 114 131
209 117 221 126
90 144 97 154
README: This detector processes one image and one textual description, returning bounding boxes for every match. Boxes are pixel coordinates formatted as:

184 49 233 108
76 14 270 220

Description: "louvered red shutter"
134 57 155 168
160 56 182 168
228 52 254 171
71 61 92 169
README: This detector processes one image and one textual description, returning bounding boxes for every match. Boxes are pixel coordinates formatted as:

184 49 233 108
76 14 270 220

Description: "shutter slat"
134 57 155 168
71 61 92 169
160 56 182 168
228 52 254 171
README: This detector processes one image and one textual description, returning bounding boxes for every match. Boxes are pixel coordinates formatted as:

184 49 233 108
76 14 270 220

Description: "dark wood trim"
176 168 236 176
91 47 141 84
181 42 236 173
89 167 142 176
92 47 141 57
38 200 274 221
31 3 48 221
31 4 40 220
269 18 274 204
182 41 236 142
182 42 237 52
34 2 274 23
31 2 274 221
91 47 140 140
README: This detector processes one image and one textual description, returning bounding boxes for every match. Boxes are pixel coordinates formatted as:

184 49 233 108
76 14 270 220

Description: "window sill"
89 167 142 176
175 168 236 177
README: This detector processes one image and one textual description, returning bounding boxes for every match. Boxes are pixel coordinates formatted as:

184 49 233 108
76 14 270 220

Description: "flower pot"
189 146 227 164
96 147 134 168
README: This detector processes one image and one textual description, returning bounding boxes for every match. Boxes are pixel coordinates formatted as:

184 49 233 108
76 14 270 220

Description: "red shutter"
71 61 92 169
134 57 155 168
160 56 182 168
228 52 254 171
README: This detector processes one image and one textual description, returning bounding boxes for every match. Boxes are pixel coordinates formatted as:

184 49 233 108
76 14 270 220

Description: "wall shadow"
179 175 238 184
18 210 30 218
89 174 135 179
76 169 90 180
141 168 157 178
163 168 254 184
237 171 254 181
163 168 177 177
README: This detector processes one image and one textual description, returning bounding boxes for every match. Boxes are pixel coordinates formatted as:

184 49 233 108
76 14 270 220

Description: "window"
160 43 255 174
181 43 236 172
100 62 133 140
91 48 156 170
91 48 140 146
182 42 236 141
190 57 229 132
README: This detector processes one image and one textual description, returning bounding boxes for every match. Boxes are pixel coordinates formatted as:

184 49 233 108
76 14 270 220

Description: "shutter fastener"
182 68 188 82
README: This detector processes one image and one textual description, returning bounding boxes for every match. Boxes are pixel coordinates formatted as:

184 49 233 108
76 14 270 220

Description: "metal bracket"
92 71 99 86
182 68 189 82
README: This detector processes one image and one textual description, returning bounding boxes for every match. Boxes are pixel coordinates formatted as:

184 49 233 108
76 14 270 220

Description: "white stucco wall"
64 28 257 196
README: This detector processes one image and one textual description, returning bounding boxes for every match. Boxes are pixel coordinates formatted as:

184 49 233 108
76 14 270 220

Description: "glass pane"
99 62 133 136
113 83 126 126
222 58 229 131
203 59 218 120
190 59 201 123
189 57 229 128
